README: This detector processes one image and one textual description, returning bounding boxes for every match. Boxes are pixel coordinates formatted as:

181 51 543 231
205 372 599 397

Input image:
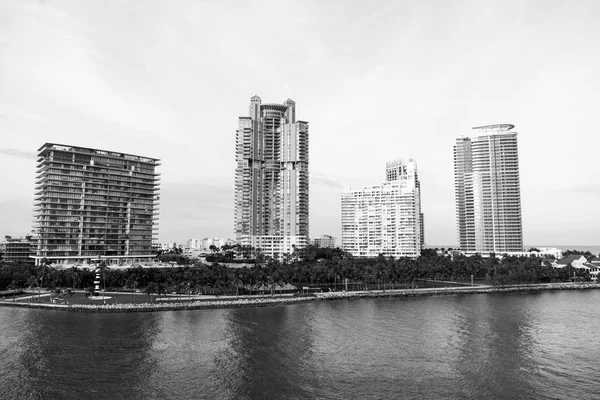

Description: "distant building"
313 235 336 248
555 255 587 269
553 254 599 280
447 248 562 260
155 243 174 252
186 238 201 249
182 248 203 259
0 235 36 263
234 96 309 258
33 143 160 266
341 159 423 258
587 258 600 280
531 247 562 259
151 241 162 253
454 124 523 253
199 238 228 251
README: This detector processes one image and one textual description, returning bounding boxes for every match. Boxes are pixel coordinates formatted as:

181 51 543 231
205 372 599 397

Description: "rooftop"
472 124 515 132
260 103 289 112
556 254 587 264
37 143 160 164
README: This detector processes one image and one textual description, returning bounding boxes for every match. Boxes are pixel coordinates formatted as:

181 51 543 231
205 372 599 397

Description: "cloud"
0 198 34 238
311 172 344 189
158 181 233 240
356 3 397 28
0 148 37 159
567 184 600 194
0 1 181 141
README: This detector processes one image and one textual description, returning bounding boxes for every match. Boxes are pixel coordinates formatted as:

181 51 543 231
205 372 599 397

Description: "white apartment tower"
454 124 523 253
234 96 309 258
341 159 423 258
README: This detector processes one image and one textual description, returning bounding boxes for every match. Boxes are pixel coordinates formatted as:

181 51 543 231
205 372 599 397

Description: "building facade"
0 235 36 263
313 234 336 248
341 159 423 258
200 237 228 251
33 143 160 266
186 238 201 249
454 124 523 253
234 96 309 258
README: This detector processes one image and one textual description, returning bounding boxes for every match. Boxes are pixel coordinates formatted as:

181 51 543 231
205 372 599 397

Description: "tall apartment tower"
341 159 423 258
454 124 523 253
33 143 160 266
234 96 309 258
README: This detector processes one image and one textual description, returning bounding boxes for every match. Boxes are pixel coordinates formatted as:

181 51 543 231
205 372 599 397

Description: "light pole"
101 260 106 304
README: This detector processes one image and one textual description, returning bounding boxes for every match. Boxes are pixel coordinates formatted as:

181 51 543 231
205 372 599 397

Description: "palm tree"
26 275 37 291
72 268 82 291
157 283 167 299
231 275 244 297
7 280 19 302
255 271 270 295
145 282 158 302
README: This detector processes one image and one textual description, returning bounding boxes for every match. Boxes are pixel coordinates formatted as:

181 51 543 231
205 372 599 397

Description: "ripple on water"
1 290 599 399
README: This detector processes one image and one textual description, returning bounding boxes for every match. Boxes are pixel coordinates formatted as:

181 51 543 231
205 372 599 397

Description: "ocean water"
1 290 599 399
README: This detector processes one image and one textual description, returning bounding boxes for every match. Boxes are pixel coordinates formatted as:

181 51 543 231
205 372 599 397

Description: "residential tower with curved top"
454 124 523 253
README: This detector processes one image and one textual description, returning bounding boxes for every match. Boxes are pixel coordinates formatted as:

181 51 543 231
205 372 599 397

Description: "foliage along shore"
2 247 596 300
2 282 599 313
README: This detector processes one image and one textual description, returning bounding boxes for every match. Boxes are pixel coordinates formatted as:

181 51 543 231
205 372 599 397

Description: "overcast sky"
1 0 599 246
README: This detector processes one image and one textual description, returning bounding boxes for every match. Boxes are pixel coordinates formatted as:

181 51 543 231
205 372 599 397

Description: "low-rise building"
530 247 563 259
0 235 36 263
555 255 587 269
582 263 599 280
313 235 336 248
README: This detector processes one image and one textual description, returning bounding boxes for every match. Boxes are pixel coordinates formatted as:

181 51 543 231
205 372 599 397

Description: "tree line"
1 246 595 295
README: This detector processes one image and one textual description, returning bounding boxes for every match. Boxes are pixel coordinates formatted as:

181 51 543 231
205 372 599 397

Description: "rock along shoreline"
1 282 599 313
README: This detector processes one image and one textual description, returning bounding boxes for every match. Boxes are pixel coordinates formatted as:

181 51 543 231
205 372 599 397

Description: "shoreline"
1 282 599 313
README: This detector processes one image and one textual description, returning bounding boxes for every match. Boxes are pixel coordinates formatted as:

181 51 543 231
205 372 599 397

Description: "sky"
1 0 599 246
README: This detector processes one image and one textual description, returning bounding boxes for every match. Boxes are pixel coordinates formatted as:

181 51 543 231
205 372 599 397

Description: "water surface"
1 290 598 399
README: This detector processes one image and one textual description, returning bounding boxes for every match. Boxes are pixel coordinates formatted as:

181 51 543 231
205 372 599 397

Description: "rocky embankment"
315 282 600 301
1 295 318 313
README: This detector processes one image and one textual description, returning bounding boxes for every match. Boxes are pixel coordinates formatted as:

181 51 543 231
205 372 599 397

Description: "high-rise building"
454 124 523 253
341 159 423 258
234 96 309 258
33 143 160 266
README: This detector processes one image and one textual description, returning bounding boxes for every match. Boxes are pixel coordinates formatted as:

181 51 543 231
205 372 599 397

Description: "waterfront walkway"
1 282 598 313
